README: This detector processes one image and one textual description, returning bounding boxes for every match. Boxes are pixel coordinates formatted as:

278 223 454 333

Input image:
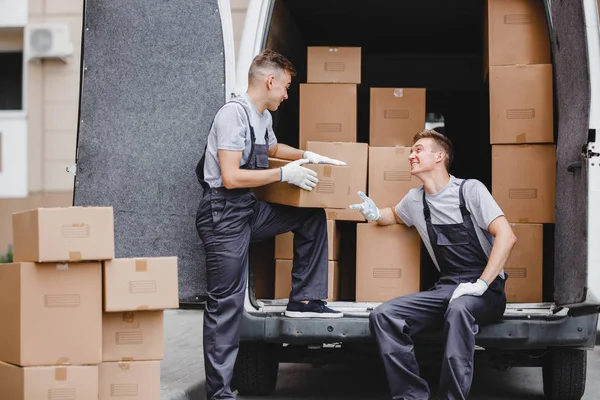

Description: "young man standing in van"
195 49 345 400
350 129 517 400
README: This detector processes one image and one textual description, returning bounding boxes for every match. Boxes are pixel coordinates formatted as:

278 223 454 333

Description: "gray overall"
195 101 329 400
369 180 507 400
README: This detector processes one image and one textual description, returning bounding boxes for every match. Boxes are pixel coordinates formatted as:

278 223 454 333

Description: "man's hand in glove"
303 151 347 166
449 279 489 303
349 191 381 222
280 159 318 191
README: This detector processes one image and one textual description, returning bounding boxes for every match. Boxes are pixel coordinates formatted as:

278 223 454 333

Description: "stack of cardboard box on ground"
0 206 179 399
486 0 554 303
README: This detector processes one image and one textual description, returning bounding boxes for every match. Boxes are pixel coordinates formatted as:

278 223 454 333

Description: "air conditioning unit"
26 23 74 60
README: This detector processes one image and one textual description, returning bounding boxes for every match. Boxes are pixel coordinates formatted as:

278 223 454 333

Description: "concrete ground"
161 310 600 400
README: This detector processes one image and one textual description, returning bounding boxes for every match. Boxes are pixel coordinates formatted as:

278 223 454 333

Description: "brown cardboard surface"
12 207 115 262
104 257 179 312
492 145 556 223
490 64 553 144
368 147 422 208
102 311 164 362
99 361 160 400
369 88 426 147
253 158 351 208
484 0 551 76
306 141 368 210
325 208 365 222
274 260 339 301
275 220 340 261
504 223 543 303
307 46 361 84
356 223 420 302
299 84 357 149
0 262 102 367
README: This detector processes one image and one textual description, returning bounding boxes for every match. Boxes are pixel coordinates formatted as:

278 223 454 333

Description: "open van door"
72 0 237 306
551 0 600 311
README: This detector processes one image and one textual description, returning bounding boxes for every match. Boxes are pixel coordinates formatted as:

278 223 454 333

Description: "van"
73 0 599 399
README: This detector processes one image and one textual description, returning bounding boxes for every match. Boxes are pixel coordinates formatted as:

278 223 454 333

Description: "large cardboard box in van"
489 64 553 144
369 88 426 147
504 223 543 303
104 257 179 312
368 147 422 209
99 361 160 400
274 259 339 301
492 144 556 223
0 362 98 400
103 311 164 362
253 158 352 209
356 223 420 302
275 220 340 261
299 84 357 149
0 262 102 366
307 46 361 84
484 0 551 76
12 207 115 262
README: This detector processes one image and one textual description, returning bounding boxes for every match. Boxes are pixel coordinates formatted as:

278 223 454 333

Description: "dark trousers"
196 190 328 400
369 277 506 400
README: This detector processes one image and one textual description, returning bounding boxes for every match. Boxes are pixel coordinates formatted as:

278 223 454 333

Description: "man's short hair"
248 49 297 82
413 129 454 171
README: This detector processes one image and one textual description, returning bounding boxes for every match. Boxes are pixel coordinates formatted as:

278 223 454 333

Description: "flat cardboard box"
299 84 357 149
275 220 340 261
368 147 422 208
306 141 368 210
0 262 102 366
274 259 339 301
253 158 352 209
369 88 426 147
325 208 365 222
492 144 556 223
356 223 421 302
0 362 98 400
104 257 180 312
99 361 160 400
12 207 115 262
307 46 361 83
504 223 543 302
490 64 553 144
484 0 551 76
103 311 164 362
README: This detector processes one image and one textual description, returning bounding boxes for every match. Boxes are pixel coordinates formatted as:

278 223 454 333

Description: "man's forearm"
376 207 399 226
271 143 304 161
223 168 282 189
480 232 517 284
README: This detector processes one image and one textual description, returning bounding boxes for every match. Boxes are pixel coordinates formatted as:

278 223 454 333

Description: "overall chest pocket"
254 145 270 169
435 230 470 246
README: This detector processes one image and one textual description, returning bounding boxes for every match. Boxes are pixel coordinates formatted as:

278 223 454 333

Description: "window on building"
0 52 23 110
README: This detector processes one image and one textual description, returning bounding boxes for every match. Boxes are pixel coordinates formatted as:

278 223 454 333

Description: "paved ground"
161 310 600 400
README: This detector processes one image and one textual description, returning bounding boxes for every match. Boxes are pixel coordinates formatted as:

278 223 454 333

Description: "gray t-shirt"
203 93 278 188
395 175 505 275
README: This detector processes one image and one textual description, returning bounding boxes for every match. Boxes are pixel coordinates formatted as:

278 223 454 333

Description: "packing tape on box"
56 263 69 270
55 367 67 381
137 305 150 310
516 133 527 143
395 147 407 154
56 357 69 365
393 88 404 97
518 218 530 223
69 252 82 261
121 357 134 362
122 312 135 323
323 166 332 178
136 259 147 272
117 361 131 370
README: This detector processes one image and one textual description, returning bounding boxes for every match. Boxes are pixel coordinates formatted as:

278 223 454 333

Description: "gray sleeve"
394 193 414 226
465 180 505 231
267 112 278 149
214 104 246 151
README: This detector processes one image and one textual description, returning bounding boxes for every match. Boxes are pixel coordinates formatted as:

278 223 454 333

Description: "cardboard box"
368 147 422 208
274 259 339 302
369 88 426 147
356 223 420 302
307 46 361 84
0 362 98 400
253 158 351 209
492 144 556 223
12 207 115 262
0 262 102 366
490 64 553 144
99 361 160 400
484 0 551 76
104 257 179 312
325 208 365 222
504 223 543 302
275 220 340 261
299 84 357 149
306 141 368 208
103 311 164 362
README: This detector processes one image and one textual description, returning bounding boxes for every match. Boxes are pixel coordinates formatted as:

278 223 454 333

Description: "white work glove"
449 279 489 303
280 159 318 191
349 191 381 221
302 151 347 166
